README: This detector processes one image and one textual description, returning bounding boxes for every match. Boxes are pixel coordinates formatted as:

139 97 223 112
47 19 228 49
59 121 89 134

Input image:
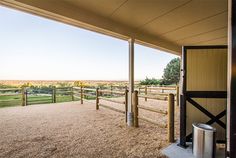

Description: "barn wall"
186 48 227 140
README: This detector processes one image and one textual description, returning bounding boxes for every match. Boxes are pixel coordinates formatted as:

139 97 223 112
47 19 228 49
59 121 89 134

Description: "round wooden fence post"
52 86 56 103
71 87 74 101
145 86 147 101
176 85 179 106
132 90 139 127
125 89 128 123
168 93 175 143
21 87 26 106
110 85 113 96
96 88 99 110
80 86 83 104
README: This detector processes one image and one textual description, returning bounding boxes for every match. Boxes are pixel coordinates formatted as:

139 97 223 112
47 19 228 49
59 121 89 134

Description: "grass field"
0 95 81 108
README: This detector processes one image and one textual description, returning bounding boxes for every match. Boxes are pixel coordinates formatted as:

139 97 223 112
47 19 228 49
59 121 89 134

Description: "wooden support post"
21 87 26 106
145 86 147 101
176 85 179 106
71 87 74 101
228 1 236 156
133 90 139 127
168 93 175 143
52 87 56 103
96 88 99 110
125 89 128 123
127 38 134 127
80 86 83 104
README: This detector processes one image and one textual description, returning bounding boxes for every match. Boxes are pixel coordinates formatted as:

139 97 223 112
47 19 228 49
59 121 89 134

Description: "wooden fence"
73 86 175 142
0 88 22 106
97 88 128 122
73 86 128 122
138 86 179 106
0 85 175 142
133 90 175 143
0 87 75 107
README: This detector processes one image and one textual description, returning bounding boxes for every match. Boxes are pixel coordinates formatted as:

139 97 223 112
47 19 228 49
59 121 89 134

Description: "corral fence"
0 85 176 142
133 90 175 143
73 86 176 143
73 86 129 122
0 88 22 107
0 87 75 106
138 86 179 106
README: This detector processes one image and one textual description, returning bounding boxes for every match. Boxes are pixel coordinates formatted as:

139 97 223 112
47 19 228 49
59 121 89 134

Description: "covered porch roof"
0 0 228 55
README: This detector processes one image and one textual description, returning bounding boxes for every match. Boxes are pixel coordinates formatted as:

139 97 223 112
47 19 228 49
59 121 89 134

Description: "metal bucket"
192 123 216 158
127 112 133 126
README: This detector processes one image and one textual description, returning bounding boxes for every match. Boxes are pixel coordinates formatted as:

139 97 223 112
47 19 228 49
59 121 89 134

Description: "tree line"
140 58 180 85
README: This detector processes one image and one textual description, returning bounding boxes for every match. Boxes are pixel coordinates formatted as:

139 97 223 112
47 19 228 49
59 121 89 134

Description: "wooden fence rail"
96 88 128 123
133 90 175 143
138 85 179 106
0 85 176 143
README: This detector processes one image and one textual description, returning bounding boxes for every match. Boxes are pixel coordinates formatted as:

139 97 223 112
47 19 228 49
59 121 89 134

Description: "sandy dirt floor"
0 98 179 158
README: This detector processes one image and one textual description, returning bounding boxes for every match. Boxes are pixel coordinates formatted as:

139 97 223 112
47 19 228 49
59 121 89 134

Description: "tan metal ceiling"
0 0 228 55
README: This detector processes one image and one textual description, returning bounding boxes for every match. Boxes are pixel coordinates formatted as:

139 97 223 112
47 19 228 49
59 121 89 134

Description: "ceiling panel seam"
161 10 227 36
109 0 129 17
192 35 227 44
175 26 227 42
136 0 193 29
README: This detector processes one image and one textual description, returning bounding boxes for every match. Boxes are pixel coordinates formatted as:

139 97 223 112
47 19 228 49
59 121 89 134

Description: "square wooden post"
176 85 179 106
168 93 175 143
125 89 128 123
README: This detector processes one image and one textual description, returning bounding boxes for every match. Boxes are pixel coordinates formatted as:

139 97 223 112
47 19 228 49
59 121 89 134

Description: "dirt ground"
0 98 179 158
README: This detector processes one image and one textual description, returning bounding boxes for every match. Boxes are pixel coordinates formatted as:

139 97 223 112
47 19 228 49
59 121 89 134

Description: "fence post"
71 87 74 101
80 86 83 104
176 85 179 106
145 86 147 101
168 93 175 143
125 89 128 123
96 88 99 110
21 87 26 106
132 90 139 127
25 88 28 106
110 85 113 96
52 86 56 103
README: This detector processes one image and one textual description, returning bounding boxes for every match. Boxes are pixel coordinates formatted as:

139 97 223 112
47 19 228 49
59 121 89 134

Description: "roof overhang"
0 0 228 55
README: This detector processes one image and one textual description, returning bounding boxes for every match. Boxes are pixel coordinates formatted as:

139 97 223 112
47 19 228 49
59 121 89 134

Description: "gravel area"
0 98 179 158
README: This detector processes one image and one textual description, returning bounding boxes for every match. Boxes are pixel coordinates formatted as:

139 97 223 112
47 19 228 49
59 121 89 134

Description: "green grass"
0 89 120 108
0 94 81 108
0 95 21 108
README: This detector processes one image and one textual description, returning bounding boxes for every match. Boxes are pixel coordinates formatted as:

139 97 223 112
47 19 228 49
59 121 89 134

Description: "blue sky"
0 6 178 81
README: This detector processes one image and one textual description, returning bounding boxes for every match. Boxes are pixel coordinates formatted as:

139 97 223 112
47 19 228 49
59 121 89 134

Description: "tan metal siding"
186 48 227 140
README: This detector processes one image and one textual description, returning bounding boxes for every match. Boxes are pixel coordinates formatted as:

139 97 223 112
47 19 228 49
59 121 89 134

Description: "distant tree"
56 82 72 88
21 82 32 88
162 58 180 85
140 77 161 85
73 81 87 87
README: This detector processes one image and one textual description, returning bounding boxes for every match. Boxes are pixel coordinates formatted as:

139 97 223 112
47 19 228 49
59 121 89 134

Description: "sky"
0 6 178 81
